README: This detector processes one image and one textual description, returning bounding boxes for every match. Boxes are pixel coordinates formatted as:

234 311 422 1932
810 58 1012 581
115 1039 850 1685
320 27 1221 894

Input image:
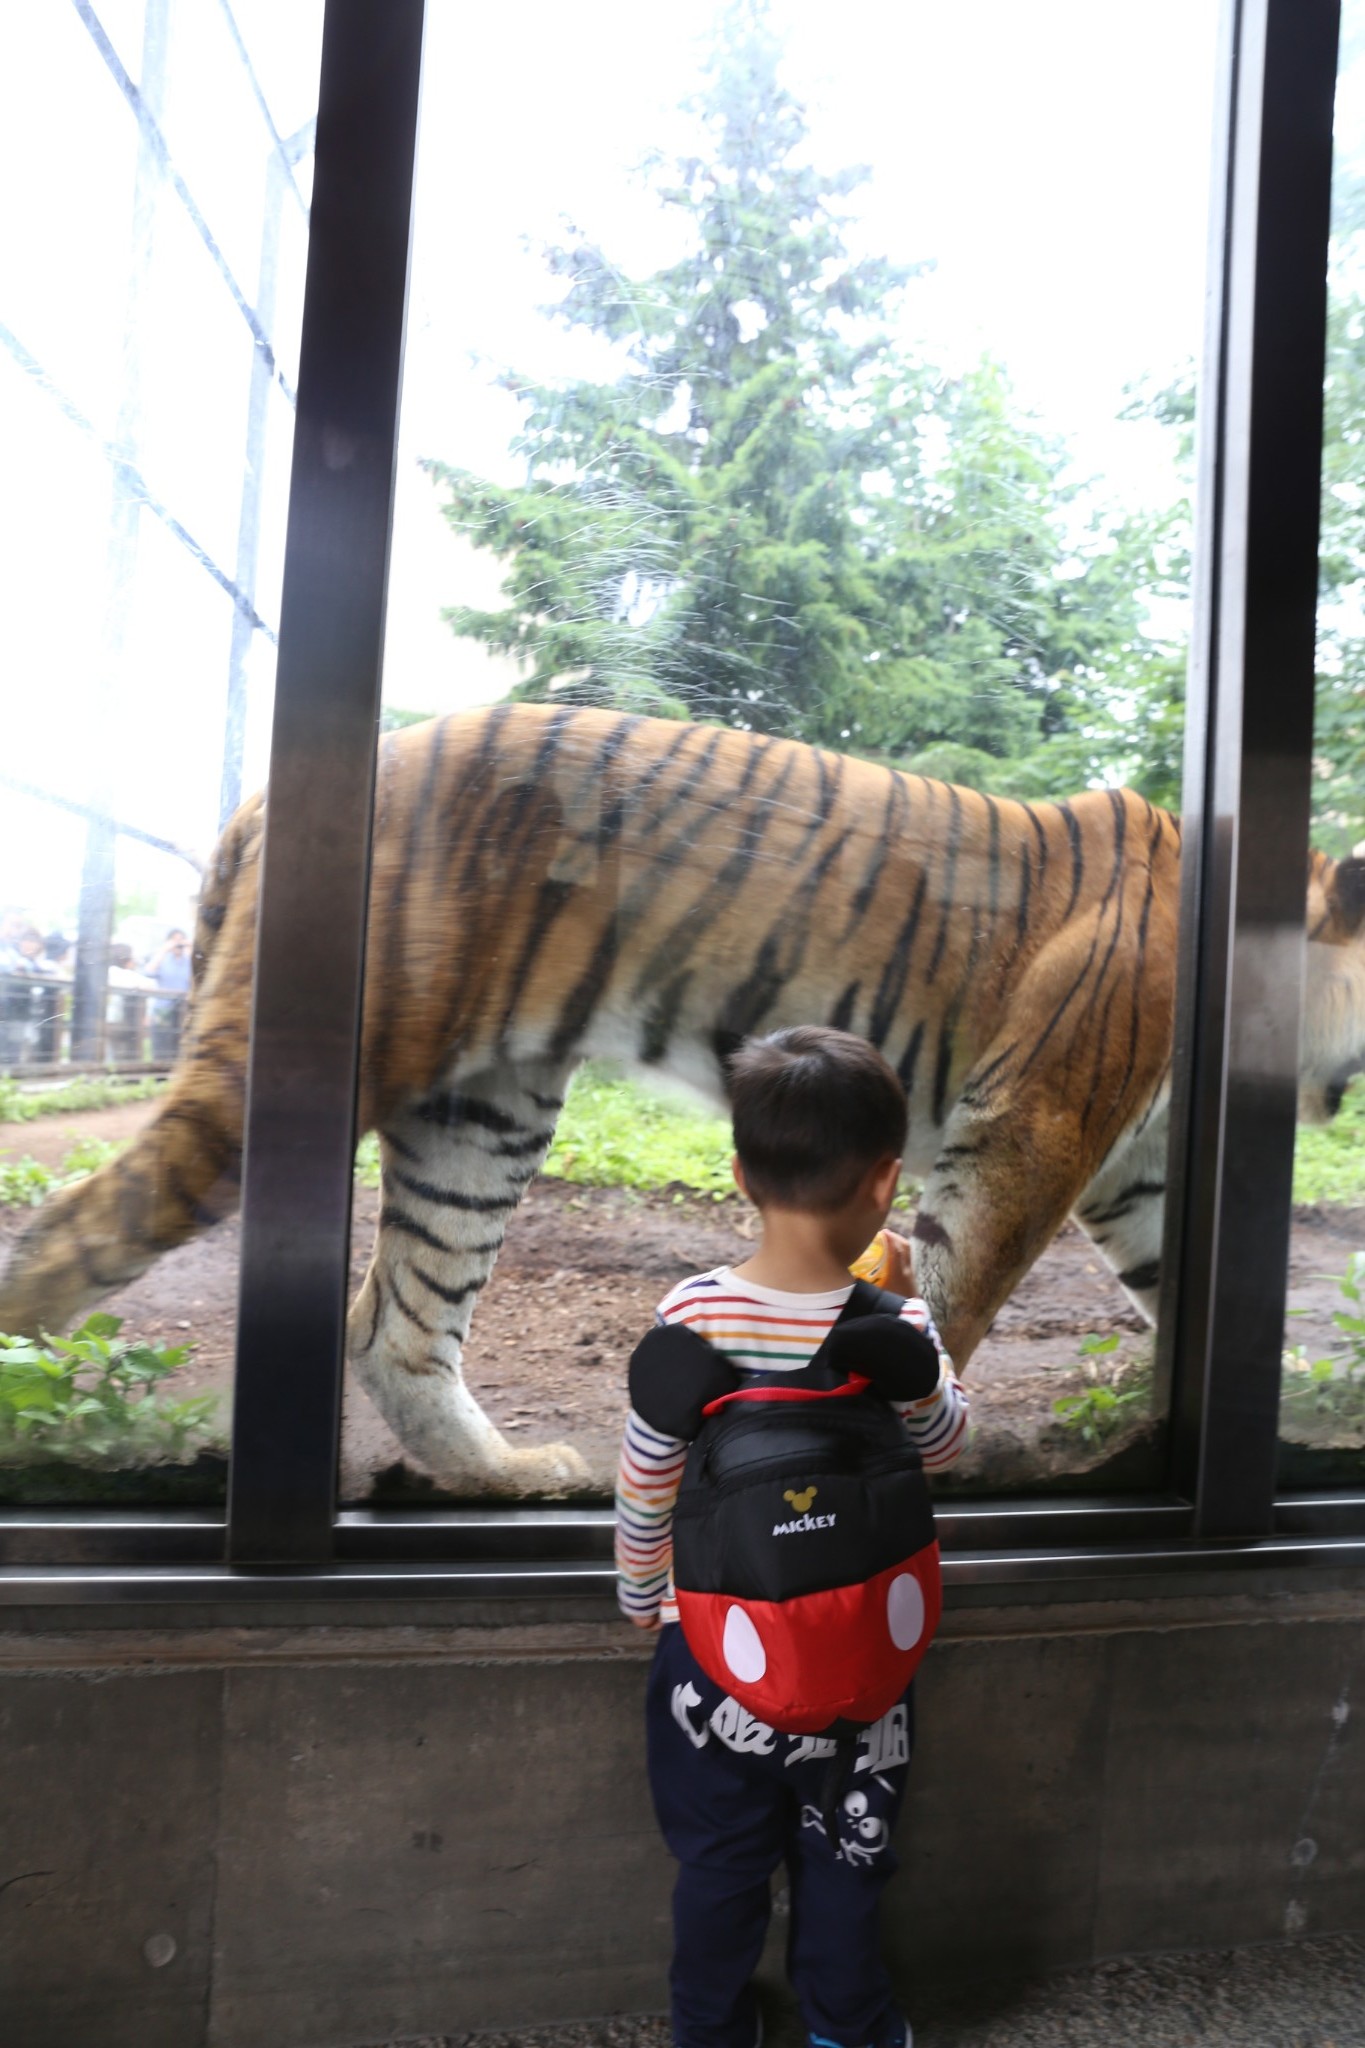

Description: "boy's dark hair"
727 1026 908 1212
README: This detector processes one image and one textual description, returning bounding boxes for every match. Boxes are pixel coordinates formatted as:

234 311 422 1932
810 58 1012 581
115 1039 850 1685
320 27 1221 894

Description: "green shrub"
58 1136 123 1176
0 1155 55 1207
355 1131 382 1189
1053 1332 1152 1446
543 1067 735 1198
1293 1082 1365 1207
0 1139 128 1209
1282 1251 1365 1430
0 1074 166 1124
0 1313 221 1465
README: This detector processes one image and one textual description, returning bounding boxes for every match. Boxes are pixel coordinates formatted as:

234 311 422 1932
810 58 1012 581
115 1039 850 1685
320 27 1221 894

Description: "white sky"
1 0 1235 929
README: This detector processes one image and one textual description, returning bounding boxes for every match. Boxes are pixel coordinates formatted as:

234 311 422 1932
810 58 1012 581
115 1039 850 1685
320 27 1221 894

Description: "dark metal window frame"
3 0 1361 1607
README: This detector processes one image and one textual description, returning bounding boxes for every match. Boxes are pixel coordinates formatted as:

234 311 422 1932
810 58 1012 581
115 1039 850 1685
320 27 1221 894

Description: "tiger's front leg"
908 1078 1106 1375
347 1059 589 1497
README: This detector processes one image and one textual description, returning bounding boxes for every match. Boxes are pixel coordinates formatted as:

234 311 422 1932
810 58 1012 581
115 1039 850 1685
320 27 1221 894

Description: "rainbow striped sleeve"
614 1407 687 1623
893 1296 970 1469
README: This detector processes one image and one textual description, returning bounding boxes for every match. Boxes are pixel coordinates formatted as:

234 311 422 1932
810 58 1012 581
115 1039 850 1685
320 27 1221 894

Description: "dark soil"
3 1102 1364 1502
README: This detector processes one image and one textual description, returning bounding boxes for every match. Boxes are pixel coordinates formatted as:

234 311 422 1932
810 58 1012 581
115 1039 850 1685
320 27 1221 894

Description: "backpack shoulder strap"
838 1278 907 1323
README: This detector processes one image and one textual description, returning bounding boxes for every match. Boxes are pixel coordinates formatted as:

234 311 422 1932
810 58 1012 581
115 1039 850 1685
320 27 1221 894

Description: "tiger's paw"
496 1437 591 1498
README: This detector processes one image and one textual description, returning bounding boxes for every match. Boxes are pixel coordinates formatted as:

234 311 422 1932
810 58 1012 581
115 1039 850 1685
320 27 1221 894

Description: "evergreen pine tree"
427 0 1153 776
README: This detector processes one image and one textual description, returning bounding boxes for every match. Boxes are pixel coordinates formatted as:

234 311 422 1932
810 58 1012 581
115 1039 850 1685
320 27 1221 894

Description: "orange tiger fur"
3 705 1363 1492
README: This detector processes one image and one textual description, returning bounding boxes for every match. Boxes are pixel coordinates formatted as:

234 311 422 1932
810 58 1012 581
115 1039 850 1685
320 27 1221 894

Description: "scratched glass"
0 2 322 1502
1279 10 1365 1490
337 0 1220 1504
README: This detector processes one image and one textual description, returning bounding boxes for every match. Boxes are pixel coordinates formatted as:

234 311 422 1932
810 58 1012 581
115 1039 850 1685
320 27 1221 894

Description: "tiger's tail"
0 795 264 1342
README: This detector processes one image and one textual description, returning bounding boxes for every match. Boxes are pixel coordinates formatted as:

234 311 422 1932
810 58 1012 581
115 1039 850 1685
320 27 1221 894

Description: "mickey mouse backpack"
628 1281 944 1738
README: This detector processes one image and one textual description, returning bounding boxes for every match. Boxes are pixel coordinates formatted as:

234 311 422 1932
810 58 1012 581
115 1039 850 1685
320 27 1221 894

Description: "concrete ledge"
4 1578 1365 1671
3 1582 1364 2048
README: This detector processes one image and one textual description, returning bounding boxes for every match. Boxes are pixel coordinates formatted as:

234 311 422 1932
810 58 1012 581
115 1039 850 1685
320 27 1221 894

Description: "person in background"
31 931 73 1063
14 928 52 975
0 910 32 975
108 943 156 989
0 925 54 1067
146 927 192 1063
43 931 74 978
104 944 158 1064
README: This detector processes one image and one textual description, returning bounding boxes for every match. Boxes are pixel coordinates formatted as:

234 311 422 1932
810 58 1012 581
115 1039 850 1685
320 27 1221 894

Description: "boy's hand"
630 1612 661 1631
882 1229 917 1296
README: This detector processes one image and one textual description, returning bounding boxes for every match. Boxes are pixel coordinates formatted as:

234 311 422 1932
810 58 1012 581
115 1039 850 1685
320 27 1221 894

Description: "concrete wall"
3 1580 1364 2048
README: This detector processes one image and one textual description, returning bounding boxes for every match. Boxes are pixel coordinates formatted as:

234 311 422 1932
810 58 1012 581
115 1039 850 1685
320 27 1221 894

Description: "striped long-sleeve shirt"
614 1266 969 1625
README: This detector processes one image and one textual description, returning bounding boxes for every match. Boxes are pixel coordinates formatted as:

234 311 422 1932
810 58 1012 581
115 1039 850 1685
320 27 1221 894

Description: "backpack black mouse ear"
628 1323 740 1441
824 1314 942 1402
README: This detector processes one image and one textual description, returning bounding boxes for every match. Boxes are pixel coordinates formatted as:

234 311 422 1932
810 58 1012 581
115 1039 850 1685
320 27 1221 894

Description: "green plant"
355 1131 382 1188
0 1074 166 1124
1292 1082 1365 1207
0 1313 221 1464
60 1137 123 1176
0 1138 129 1209
543 1068 736 1198
1282 1251 1365 1428
0 1154 55 1207
1053 1332 1152 1447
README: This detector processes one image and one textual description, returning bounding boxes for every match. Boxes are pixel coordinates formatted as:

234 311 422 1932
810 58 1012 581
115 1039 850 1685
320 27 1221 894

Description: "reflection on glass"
337 1 1217 1502
0 3 321 1502
1281 6 1365 1488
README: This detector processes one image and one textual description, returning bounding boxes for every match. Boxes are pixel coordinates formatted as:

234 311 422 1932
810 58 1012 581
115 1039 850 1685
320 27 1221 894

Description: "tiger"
2 703 1363 1494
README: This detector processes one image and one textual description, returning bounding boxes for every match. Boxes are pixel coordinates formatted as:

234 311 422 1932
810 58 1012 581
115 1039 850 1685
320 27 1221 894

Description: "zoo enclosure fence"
0 0 312 1066
0 976 187 1076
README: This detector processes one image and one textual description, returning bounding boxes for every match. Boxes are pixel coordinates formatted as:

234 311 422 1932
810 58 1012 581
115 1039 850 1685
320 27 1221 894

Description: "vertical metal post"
219 118 315 829
71 0 170 1061
1160 0 1339 1534
227 0 425 1563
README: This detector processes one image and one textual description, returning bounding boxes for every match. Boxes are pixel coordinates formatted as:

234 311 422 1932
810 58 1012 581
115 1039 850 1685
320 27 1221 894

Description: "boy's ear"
732 1154 750 1201
869 1154 902 1208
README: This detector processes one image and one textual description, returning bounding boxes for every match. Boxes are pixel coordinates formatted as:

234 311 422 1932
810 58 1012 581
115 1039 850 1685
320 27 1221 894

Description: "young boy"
615 1026 969 2048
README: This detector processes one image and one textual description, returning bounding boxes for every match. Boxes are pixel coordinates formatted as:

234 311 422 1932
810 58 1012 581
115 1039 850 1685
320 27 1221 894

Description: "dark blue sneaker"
808 2021 910 2048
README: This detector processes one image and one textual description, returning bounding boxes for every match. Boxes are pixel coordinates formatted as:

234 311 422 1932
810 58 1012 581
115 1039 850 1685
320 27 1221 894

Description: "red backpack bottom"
676 1541 942 1734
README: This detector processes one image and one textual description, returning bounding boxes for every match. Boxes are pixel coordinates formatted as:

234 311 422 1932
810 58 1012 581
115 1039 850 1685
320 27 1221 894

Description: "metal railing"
0 974 187 1076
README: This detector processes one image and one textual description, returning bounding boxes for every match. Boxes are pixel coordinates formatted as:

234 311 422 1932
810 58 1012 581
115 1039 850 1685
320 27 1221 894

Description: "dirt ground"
2 1100 1363 1499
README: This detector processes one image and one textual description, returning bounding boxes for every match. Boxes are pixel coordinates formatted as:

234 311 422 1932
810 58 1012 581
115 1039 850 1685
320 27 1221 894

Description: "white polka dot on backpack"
722 1605 767 1683
887 1573 925 1652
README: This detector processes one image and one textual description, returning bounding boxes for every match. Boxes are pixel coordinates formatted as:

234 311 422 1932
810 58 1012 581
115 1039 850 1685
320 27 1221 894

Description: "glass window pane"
338 0 1219 1505
0 2 322 1503
1280 7 1365 1490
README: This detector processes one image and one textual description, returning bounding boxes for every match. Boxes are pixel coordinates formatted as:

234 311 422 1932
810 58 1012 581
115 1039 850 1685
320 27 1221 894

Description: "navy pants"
646 1624 914 2048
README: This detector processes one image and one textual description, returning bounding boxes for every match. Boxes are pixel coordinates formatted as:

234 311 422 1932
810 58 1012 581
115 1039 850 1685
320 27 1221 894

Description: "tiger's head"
1300 847 1365 1125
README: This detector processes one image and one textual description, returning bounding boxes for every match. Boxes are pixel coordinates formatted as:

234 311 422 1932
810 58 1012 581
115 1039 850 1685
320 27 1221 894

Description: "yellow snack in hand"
848 1230 889 1284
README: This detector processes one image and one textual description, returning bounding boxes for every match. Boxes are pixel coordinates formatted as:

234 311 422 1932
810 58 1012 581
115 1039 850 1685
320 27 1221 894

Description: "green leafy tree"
1312 168 1365 852
427 0 1152 775
1126 155 1365 848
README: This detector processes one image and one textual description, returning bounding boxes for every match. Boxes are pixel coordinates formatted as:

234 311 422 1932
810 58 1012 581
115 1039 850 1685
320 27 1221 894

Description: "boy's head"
727 1026 908 1214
